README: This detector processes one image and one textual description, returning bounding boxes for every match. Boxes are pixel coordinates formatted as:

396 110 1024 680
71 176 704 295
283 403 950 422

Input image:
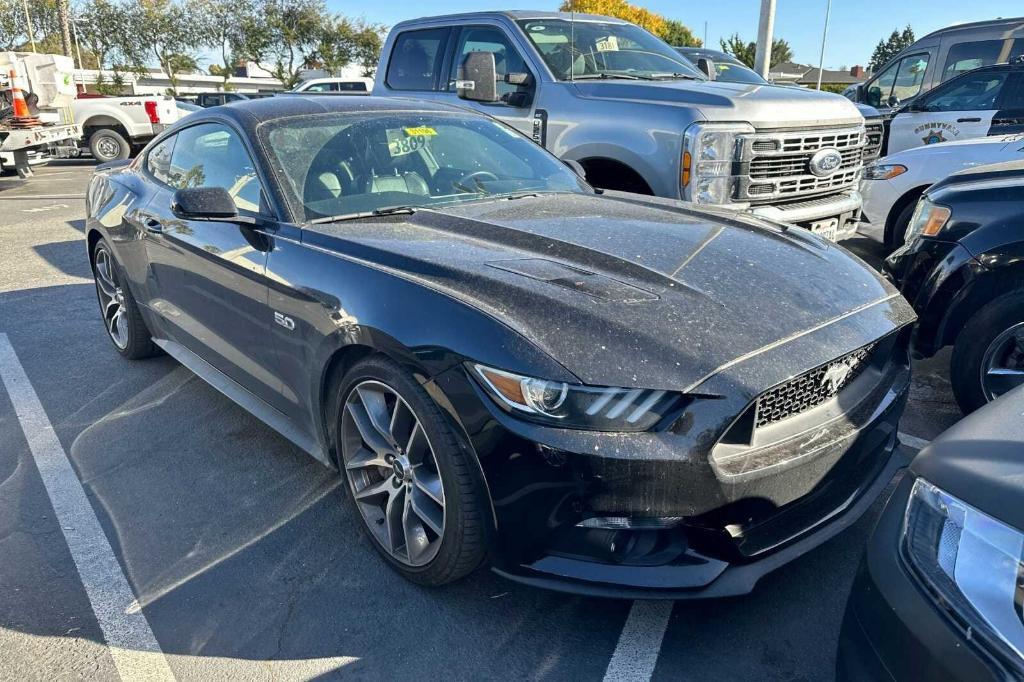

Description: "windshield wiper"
652 72 703 81
571 72 658 81
309 205 417 224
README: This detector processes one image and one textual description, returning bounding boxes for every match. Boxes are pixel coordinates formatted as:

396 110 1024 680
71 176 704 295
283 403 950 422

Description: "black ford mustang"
84 96 916 597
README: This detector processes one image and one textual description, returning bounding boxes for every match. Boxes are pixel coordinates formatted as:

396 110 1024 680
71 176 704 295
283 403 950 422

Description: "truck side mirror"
696 58 716 80
456 52 499 103
855 84 865 102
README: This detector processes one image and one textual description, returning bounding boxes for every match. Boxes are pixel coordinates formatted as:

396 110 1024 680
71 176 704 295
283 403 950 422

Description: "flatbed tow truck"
1 53 80 180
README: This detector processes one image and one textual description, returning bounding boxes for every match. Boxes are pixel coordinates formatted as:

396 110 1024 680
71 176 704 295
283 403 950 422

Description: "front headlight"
904 197 951 243
471 364 683 431
681 122 754 205
903 478 1024 665
863 163 907 180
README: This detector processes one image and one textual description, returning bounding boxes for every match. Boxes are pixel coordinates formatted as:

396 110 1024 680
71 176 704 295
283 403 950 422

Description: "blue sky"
329 0 1018 70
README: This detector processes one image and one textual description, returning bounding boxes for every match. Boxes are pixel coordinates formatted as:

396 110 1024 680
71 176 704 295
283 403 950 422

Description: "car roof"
392 10 629 28
185 95 475 130
918 16 1024 40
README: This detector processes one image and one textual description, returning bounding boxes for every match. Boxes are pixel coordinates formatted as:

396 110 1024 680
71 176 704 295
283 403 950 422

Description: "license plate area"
809 218 839 241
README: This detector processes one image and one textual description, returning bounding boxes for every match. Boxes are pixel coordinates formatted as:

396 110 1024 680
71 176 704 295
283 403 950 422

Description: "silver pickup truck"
374 10 874 240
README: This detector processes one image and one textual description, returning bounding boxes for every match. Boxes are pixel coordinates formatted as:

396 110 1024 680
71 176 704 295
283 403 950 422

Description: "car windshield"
677 49 767 85
260 112 588 221
518 19 704 81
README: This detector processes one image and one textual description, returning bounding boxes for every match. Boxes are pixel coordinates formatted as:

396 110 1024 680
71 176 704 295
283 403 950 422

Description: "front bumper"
885 238 987 358
856 178 902 243
837 475 1012 681
436 318 913 598
750 190 862 241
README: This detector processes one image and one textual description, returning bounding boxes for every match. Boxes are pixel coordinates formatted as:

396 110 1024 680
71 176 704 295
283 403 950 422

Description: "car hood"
305 192 906 390
570 80 864 129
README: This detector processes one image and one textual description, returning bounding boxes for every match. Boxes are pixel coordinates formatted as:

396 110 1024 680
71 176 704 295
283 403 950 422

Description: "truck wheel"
951 291 1024 414
89 129 131 163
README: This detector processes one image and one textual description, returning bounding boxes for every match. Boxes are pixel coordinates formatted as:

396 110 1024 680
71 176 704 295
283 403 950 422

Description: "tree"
309 15 383 77
719 33 755 67
236 0 327 89
719 33 792 69
558 0 663 36
127 0 203 94
659 19 700 47
0 0 25 49
192 0 256 89
868 25 915 71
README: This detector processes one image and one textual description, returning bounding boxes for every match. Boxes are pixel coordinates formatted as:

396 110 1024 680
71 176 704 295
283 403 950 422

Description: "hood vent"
486 258 658 303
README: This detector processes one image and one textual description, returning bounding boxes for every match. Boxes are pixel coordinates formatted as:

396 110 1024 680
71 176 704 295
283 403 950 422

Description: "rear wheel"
951 292 1024 413
90 239 159 359
89 128 130 163
336 356 486 585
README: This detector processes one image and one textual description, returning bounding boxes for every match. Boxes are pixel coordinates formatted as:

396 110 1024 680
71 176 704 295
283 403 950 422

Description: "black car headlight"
470 364 683 431
904 197 951 243
903 478 1024 665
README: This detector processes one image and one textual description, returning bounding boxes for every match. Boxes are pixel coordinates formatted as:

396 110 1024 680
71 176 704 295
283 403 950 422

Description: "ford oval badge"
808 148 843 177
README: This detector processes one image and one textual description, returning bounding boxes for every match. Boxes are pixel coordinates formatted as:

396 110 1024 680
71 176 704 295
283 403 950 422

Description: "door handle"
956 117 981 123
143 217 163 233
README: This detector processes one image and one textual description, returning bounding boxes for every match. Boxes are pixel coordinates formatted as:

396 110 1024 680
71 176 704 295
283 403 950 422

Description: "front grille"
755 344 875 428
750 147 863 179
864 122 884 162
740 125 865 202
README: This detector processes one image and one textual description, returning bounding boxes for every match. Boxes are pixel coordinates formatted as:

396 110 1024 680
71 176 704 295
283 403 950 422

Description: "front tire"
951 291 1024 413
335 355 486 586
90 239 159 359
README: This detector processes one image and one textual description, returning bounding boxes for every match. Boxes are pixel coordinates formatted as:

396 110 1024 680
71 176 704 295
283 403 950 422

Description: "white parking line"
0 334 175 681
603 600 674 681
602 432 934 681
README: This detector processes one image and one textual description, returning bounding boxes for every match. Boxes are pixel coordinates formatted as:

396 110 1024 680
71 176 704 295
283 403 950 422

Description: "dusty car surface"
84 95 916 596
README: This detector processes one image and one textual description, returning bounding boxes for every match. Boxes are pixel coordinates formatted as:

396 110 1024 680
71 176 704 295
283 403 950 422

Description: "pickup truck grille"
738 125 866 203
863 121 884 162
750 147 862 178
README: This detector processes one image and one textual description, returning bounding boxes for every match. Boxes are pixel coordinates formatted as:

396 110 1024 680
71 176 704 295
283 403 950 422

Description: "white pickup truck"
72 95 180 162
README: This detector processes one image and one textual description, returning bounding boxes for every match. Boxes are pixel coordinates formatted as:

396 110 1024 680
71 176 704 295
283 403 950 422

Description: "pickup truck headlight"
471 364 683 431
863 163 907 180
681 122 755 205
903 478 1024 665
904 197 951 243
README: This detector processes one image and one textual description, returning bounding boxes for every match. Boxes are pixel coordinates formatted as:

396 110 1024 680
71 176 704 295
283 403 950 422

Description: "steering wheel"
453 170 500 194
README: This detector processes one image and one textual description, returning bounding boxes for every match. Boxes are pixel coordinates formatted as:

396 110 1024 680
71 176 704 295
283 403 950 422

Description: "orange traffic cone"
6 69 39 128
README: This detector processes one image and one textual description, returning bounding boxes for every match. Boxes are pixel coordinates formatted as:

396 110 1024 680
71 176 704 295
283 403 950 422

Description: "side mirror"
563 159 586 179
855 84 865 102
696 57 716 80
887 94 901 108
172 186 251 223
456 52 499 103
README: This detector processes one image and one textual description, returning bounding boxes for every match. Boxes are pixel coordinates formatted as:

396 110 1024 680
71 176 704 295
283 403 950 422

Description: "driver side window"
167 123 265 214
450 26 530 100
867 53 929 107
921 71 1007 112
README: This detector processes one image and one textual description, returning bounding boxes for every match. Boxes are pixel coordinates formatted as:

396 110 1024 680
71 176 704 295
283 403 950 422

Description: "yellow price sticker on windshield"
403 126 437 137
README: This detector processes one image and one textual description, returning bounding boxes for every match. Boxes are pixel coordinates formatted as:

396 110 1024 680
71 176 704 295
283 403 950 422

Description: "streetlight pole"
816 0 833 90
753 0 776 79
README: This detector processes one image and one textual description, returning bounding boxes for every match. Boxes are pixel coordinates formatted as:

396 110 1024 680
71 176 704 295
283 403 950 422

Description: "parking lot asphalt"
0 162 963 681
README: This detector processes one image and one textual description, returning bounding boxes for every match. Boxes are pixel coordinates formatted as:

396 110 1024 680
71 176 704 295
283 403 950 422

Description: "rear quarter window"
386 28 450 91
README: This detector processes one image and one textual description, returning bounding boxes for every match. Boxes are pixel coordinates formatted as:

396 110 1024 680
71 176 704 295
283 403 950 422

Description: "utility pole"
753 0 776 79
21 0 36 52
703 21 708 49
58 0 73 57
816 0 833 90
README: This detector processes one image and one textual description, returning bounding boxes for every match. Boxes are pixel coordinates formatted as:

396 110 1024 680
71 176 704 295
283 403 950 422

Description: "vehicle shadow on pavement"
32 240 91 280
1 283 629 680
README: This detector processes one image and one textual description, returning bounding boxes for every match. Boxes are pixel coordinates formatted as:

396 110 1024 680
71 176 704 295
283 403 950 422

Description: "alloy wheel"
93 245 129 350
340 380 446 567
981 322 1024 402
